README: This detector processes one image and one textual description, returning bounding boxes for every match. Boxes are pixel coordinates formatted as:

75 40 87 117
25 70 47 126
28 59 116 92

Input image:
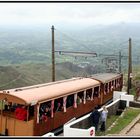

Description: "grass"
130 87 136 96
107 108 140 134
96 107 140 136
96 115 118 136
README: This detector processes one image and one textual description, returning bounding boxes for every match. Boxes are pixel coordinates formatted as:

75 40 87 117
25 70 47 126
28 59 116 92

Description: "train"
0 72 123 136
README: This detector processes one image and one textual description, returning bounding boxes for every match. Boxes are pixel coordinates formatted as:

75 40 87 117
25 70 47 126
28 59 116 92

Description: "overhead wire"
55 29 136 74
55 28 96 76
55 28 94 52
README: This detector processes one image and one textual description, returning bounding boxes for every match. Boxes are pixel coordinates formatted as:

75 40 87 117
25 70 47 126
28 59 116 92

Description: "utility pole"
51 25 55 82
127 38 132 94
119 51 121 73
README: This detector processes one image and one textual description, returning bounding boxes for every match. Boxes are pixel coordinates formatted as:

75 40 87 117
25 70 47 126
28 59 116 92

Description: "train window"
2 101 29 121
77 91 84 104
0 100 5 110
54 98 63 112
2 101 36 122
116 79 118 87
39 101 51 122
117 78 120 87
86 89 92 100
94 87 99 97
104 83 108 94
112 81 114 86
3 101 12 111
1 100 17 112
109 82 111 91
111 81 114 90
29 105 34 118
66 94 74 108
118 78 121 85
115 79 117 88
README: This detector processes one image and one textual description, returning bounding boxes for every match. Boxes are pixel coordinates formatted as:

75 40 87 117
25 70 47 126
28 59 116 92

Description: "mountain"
0 62 102 90
0 66 29 90
0 22 139 65
68 22 140 52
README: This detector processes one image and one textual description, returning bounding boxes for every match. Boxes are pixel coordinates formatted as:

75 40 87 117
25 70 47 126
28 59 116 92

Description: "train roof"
91 73 122 83
0 77 100 105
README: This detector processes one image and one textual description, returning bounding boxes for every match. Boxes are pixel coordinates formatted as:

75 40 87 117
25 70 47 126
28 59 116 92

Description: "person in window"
42 106 51 122
86 94 91 100
39 104 45 119
15 105 27 121
77 95 82 104
56 101 64 112
67 96 73 108
94 91 98 97
4 102 11 111
11 103 17 112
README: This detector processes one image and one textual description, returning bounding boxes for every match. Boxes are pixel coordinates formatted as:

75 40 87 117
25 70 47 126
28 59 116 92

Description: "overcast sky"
0 3 140 28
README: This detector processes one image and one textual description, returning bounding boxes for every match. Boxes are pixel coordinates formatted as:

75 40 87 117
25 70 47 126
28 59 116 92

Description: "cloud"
0 3 140 27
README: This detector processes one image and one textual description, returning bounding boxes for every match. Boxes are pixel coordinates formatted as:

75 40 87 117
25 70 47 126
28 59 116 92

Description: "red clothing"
15 107 27 121
42 114 48 122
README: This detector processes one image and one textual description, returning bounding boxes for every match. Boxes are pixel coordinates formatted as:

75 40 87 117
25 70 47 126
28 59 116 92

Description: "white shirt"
101 110 108 122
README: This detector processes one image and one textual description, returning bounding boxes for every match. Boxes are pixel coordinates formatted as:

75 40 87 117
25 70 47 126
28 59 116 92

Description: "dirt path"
126 122 140 136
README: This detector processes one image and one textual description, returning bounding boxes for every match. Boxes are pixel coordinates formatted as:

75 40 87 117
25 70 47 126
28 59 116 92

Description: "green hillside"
0 66 29 90
0 23 140 66
0 62 96 90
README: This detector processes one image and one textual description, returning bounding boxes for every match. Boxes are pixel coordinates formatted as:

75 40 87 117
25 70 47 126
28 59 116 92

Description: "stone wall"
129 101 140 108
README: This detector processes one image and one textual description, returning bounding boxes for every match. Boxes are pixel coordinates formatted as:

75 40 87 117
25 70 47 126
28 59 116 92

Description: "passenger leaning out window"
15 105 27 121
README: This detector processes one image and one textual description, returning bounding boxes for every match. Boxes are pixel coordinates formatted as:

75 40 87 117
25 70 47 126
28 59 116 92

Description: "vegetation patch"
96 108 140 136
96 115 119 136
107 108 140 134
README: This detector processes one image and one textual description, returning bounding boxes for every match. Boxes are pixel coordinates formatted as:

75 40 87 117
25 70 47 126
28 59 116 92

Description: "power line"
112 40 128 54
56 29 94 52
118 40 128 47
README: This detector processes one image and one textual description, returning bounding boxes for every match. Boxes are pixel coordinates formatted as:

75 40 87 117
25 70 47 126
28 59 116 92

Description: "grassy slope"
0 62 88 90
107 108 140 134
97 108 140 136
1 63 139 91
0 66 29 90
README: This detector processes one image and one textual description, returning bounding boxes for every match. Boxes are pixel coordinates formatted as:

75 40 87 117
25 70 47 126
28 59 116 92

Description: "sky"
0 3 140 29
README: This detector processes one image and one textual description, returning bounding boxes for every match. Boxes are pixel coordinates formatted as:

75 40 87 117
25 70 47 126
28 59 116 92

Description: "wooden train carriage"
0 77 101 136
91 73 123 105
